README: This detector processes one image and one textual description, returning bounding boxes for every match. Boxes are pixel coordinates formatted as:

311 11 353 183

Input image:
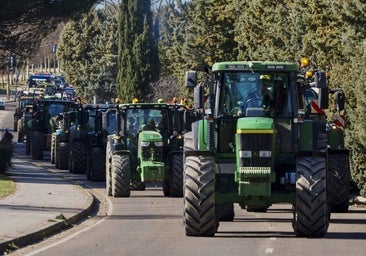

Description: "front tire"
293 156 328 237
69 141 87 174
88 146 106 181
169 153 183 197
50 133 57 164
328 152 350 213
216 203 235 222
105 141 112 196
30 131 44 160
25 133 30 155
184 155 217 237
17 119 23 143
111 154 131 197
57 142 70 170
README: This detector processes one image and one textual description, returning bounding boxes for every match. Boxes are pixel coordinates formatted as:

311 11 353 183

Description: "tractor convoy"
14 58 350 238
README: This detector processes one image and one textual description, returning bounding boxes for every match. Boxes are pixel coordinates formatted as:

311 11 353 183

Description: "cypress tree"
117 0 159 103
57 9 118 103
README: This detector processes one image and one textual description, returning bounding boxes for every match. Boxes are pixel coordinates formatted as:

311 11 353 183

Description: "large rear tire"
69 141 87 174
17 119 23 143
30 131 44 160
14 117 18 132
328 152 350 213
169 153 183 197
293 156 328 237
105 142 112 196
130 179 146 190
57 142 70 170
88 146 106 181
111 154 131 197
25 133 30 155
184 155 217 237
50 133 57 164
216 203 235 222
163 178 170 196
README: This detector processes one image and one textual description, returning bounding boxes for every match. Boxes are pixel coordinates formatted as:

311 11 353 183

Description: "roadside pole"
14 67 18 102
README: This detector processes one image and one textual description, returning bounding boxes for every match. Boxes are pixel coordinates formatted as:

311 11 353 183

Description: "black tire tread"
328 153 350 213
169 153 183 197
89 146 106 181
111 154 131 197
294 156 328 237
30 131 44 160
184 155 217 237
70 141 87 174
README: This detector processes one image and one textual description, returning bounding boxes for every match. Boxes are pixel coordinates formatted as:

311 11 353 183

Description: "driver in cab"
238 74 273 116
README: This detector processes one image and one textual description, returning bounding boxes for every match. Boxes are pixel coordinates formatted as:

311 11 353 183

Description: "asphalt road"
2 99 366 256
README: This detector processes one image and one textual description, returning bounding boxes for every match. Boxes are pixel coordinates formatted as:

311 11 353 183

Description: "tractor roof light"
300 57 310 68
326 71 331 79
305 71 313 79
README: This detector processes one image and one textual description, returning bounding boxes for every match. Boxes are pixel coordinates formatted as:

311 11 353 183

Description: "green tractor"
51 104 86 171
52 103 112 173
14 98 34 143
106 102 192 197
25 95 75 160
51 110 71 170
182 59 350 237
85 105 116 181
14 89 44 142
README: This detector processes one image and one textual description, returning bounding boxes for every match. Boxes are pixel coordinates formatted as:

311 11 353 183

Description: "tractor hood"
139 130 162 142
237 117 275 132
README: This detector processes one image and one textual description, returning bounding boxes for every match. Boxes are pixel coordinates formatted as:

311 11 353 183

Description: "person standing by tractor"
49 115 63 133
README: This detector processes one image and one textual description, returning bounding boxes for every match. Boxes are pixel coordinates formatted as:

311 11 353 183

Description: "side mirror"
335 91 345 111
314 71 327 89
185 71 197 88
194 85 204 109
318 88 329 109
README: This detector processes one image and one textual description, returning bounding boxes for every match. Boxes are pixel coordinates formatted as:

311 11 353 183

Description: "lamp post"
14 67 18 101
7 55 16 100
51 44 57 73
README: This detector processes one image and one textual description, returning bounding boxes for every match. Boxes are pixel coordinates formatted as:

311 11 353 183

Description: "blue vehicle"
26 73 53 89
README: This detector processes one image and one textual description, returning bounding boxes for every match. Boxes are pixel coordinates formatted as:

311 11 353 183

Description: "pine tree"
185 0 238 67
116 0 159 103
233 0 294 61
333 1 366 196
57 9 118 103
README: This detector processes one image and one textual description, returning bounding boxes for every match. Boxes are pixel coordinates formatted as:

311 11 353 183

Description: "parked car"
0 100 5 110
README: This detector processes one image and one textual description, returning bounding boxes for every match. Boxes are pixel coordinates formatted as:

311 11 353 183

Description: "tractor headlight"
141 141 150 147
154 141 163 147
259 150 271 157
239 150 252 158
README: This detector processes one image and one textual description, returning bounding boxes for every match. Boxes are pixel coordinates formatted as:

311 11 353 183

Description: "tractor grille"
238 133 273 167
141 143 164 161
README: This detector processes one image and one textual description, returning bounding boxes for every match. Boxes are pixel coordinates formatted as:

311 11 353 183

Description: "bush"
0 140 13 173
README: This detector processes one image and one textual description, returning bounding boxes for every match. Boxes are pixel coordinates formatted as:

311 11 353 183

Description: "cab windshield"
219 72 292 117
126 108 168 137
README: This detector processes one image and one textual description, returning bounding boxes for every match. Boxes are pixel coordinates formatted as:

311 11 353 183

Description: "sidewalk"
0 142 95 255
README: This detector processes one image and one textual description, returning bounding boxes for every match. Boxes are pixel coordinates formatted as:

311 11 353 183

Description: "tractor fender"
184 123 214 158
190 119 208 150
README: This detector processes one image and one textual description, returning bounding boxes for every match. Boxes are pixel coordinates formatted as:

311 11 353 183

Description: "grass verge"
0 174 16 199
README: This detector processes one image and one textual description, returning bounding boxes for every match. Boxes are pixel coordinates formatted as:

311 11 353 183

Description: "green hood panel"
237 117 274 132
139 130 162 142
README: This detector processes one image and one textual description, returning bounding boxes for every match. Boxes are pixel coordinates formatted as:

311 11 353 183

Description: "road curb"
0 180 95 255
